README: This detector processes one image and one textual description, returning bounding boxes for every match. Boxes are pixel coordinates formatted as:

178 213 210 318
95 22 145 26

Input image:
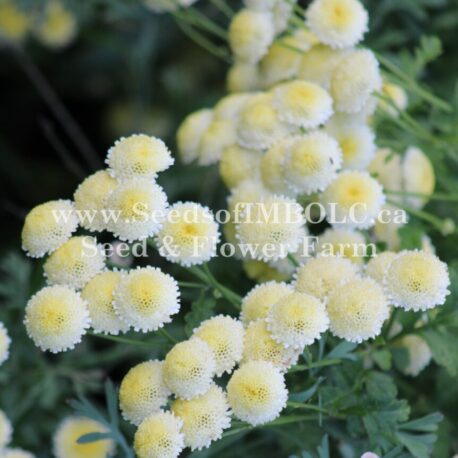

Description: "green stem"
174 7 228 40
209 0 233 18
287 402 330 414
383 308 399 340
201 263 242 308
159 328 179 344
178 281 208 289
287 253 300 268
288 359 342 373
88 332 152 347
385 189 458 203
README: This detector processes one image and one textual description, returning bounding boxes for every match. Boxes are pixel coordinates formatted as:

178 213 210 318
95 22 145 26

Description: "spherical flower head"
105 178 168 242
219 145 262 189
306 0 368 49
283 132 342 195
373 204 405 251
22 200 79 258
320 170 385 229
81 270 129 335
325 115 376 169
171 384 231 451
119 360 171 426
0 2 29 43
241 281 293 325
0 449 35 458
35 0 77 49
227 360 288 426
243 260 290 283
368 148 403 194
214 94 252 122
237 93 292 150
24 285 90 353
0 322 11 367
298 45 349 90
198 119 236 166
227 62 260 93
294 255 359 300
0 409 12 449
273 80 333 129
236 194 306 262
134 411 184 458
397 335 432 376
271 0 294 34
327 277 389 343
229 9 274 63
331 49 382 113
177 109 213 164
242 319 300 370
193 315 244 376
402 147 435 209
380 82 408 116
106 134 173 180
267 292 329 349
113 266 180 332
384 251 450 311
44 236 105 289
156 202 220 267
365 251 397 284
227 178 271 215
73 170 117 232
53 416 114 458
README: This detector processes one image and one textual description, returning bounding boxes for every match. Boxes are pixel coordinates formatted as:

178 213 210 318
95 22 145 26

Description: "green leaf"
365 372 398 403
396 432 437 458
372 349 393 371
326 341 357 361
77 432 113 444
0 252 32 309
400 413 443 433
419 328 458 376
289 377 324 403
398 225 424 250
105 379 119 428
317 435 330 458
184 294 216 337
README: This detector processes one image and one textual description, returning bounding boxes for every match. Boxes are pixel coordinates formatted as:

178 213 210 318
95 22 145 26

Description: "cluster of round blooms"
0 322 11 367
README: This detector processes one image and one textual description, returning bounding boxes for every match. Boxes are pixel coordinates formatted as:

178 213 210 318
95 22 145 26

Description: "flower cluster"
0 410 35 458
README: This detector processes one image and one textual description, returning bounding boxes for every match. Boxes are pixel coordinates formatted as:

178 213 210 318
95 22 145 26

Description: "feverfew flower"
227 62 260 93
156 202 220 267
219 145 262 189
320 171 385 229
384 251 450 311
81 270 129 335
398 335 432 376
21 200 79 258
198 119 236 166
367 148 403 194
105 178 168 242
227 361 288 426
365 251 397 284
241 281 294 324
171 384 231 451
0 1 29 43
380 82 408 116
306 0 368 49
214 93 251 122
24 285 90 353
163 338 216 400
193 315 244 376
266 292 329 348
44 236 105 289
229 9 274 63
53 416 114 458
273 80 333 129
227 177 270 214
0 409 12 449
107 134 174 180
74 170 117 232
134 411 184 458
327 277 389 343
113 266 180 332
294 255 359 300
283 132 342 194
0 449 35 458
331 49 382 113
0 322 11 366
119 360 171 426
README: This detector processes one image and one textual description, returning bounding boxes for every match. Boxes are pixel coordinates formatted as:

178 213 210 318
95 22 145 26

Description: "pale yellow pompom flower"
273 80 333 129
22 200 79 258
198 119 236 166
134 411 184 458
327 277 389 342
229 9 274 63
242 319 300 370
74 170 117 232
0 448 35 458
35 0 77 49
214 93 251 122
365 251 397 284
156 202 220 266
119 360 171 426
0 409 12 450
177 109 213 164
0 322 11 367
331 49 382 113
227 62 260 93
53 416 114 458
397 335 432 377
320 170 385 229
384 250 450 311
193 315 244 376
24 285 90 353
113 266 180 332
219 145 262 189
81 270 129 335
44 236 105 289
266 292 329 349
241 281 293 325
105 178 168 242
306 0 368 49
373 204 406 251
367 148 403 194
0 1 29 43
171 384 231 451
227 177 271 215
106 134 174 180
227 360 288 426
163 337 216 400
380 82 408 116
294 255 359 300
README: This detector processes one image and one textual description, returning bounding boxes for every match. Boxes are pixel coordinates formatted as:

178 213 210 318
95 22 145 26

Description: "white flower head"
0 322 11 367
0 409 12 449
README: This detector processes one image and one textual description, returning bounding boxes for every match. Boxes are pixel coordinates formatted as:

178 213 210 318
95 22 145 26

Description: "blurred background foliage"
0 0 458 456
